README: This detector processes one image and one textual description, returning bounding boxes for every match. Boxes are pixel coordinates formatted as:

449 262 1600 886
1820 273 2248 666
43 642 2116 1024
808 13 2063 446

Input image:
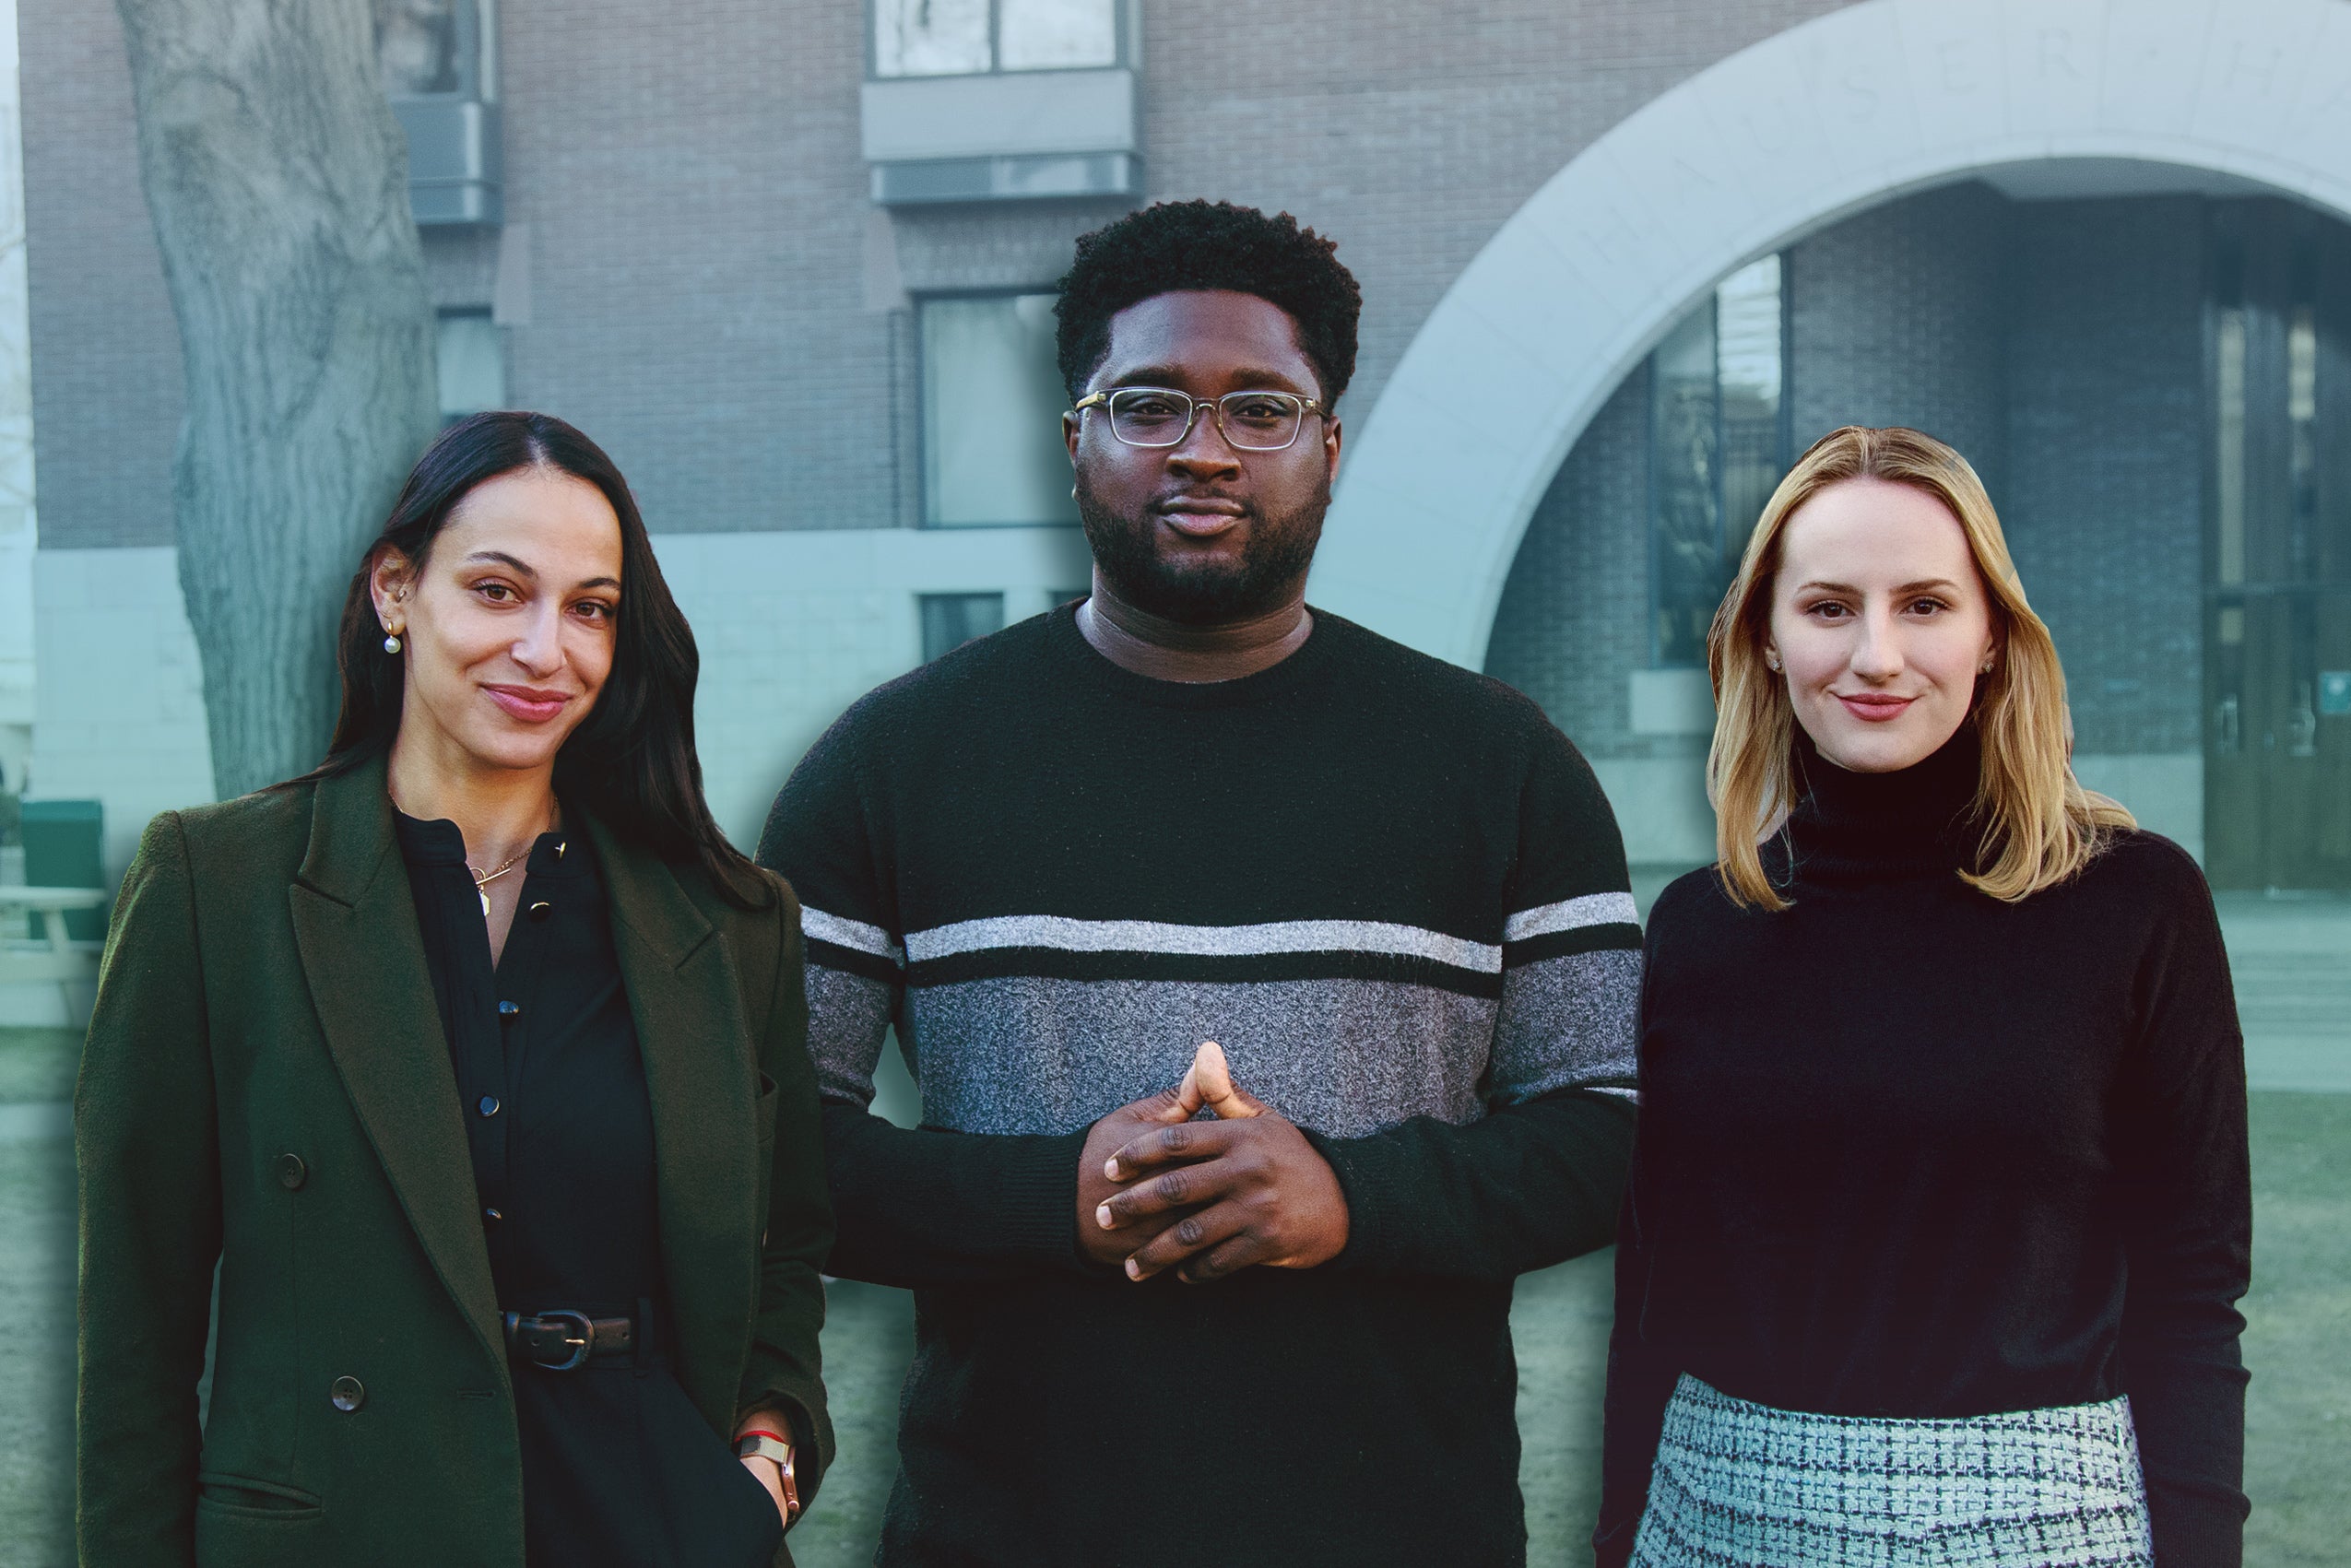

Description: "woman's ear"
369 547 415 635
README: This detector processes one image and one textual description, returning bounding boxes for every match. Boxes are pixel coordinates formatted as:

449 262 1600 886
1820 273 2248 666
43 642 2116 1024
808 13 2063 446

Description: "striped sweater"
757 605 1640 1566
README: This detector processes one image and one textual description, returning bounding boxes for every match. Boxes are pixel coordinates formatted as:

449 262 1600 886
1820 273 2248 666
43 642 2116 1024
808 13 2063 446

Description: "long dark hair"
313 411 767 906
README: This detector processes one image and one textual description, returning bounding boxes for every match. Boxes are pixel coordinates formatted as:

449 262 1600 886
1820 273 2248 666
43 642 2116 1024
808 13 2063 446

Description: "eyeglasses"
1071 386 1327 452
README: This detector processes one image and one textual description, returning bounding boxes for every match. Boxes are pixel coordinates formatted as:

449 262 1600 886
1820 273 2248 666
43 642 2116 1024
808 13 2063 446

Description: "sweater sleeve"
1311 714 1641 1280
76 812 218 1568
756 709 1087 1289
2111 842 2251 1566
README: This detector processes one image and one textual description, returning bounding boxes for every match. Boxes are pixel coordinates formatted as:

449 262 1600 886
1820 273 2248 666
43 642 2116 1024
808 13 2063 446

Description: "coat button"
478 1096 501 1117
275 1152 308 1190
497 1000 520 1019
330 1375 366 1412
527 901 552 921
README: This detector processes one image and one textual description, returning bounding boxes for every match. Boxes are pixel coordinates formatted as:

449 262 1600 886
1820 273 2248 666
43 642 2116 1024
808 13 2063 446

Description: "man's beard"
1075 472 1329 625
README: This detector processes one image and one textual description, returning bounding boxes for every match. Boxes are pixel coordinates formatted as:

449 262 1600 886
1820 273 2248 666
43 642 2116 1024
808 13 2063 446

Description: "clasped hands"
1077 1042 1350 1283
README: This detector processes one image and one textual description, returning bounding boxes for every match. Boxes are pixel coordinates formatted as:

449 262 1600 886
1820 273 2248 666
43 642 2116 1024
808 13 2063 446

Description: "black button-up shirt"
395 811 781 1568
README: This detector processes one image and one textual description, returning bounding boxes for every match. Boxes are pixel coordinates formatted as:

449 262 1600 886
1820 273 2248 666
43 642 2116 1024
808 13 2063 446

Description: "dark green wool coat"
76 756 833 1568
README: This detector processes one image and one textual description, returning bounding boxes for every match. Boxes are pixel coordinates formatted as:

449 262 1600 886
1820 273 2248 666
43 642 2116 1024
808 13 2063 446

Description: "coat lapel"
289 758 506 1377
588 820 762 1429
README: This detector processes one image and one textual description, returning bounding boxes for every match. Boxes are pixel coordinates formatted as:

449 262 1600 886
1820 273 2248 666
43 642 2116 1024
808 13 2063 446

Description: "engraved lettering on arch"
2038 28 2084 82
1935 37 1986 95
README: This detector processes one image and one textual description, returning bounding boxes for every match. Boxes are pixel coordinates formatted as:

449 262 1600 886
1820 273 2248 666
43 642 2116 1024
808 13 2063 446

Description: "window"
437 309 505 427
1649 255 1789 666
377 0 495 100
873 0 1118 77
920 294 1082 527
920 593 1007 661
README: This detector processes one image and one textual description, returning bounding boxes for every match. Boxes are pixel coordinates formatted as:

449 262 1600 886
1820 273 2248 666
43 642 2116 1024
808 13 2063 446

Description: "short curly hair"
1054 200 1362 407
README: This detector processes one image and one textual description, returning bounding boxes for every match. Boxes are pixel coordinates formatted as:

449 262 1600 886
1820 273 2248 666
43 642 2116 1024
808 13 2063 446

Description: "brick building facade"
18 0 2351 889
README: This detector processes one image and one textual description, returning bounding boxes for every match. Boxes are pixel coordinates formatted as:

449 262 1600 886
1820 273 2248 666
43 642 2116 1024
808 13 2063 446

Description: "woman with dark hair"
77 412 833 1568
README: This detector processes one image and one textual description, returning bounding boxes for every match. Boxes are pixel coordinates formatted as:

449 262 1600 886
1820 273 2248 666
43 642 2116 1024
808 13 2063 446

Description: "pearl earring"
383 630 403 654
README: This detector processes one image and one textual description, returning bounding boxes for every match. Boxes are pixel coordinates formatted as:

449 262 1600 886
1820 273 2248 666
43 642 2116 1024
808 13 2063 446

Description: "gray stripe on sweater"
1491 949 1642 1101
805 950 1640 1141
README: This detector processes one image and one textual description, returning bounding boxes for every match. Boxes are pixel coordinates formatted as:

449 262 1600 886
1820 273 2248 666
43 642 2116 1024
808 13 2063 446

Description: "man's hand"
1076 1072 1211 1268
1096 1043 1350 1282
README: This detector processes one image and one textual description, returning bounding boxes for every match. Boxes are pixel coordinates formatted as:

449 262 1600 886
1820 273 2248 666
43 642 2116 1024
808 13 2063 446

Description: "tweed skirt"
1630 1375 2154 1568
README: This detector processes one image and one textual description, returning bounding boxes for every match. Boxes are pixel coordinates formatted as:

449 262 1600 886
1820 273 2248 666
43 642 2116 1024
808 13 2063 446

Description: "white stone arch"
1310 0 2351 667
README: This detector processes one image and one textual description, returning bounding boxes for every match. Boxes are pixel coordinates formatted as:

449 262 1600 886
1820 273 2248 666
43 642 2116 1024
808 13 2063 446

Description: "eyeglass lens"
1105 388 1306 450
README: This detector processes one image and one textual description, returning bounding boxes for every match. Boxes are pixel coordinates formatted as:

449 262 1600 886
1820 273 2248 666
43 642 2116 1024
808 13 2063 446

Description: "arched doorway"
1478 175 2351 893
1313 0 2351 889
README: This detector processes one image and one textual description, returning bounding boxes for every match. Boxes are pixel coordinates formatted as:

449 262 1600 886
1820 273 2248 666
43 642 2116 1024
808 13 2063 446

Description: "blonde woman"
1594 427 2249 1568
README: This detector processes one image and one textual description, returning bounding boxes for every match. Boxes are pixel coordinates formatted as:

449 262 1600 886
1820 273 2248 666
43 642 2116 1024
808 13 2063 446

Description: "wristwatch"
734 1431 801 1525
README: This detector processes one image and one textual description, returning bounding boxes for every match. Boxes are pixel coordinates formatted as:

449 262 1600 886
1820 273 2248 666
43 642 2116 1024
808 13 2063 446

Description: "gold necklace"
468 808 563 916
468 849 531 916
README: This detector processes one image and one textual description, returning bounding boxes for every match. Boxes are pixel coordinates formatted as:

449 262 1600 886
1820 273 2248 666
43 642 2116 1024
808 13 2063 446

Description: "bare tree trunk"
115 0 436 798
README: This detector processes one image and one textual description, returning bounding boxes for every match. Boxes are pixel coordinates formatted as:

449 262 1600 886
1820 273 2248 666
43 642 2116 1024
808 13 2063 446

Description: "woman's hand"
740 1454 792 1528
734 1405 799 1529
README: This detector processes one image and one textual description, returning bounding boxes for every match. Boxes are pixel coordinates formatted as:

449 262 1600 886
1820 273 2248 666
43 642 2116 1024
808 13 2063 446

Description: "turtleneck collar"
1780 722 1986 884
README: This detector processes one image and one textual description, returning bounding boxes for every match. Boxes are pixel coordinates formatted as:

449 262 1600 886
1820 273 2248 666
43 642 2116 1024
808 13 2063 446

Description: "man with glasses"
759 200 1639 1564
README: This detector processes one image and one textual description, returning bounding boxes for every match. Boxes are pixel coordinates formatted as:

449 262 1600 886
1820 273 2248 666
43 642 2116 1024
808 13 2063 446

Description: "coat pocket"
755 1072 780 1149
195 1472 326 1568
195 1471 322 1516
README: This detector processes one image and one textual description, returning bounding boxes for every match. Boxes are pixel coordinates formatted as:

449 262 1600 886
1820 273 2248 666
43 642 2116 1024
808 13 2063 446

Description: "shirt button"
478 1096 501 1117
330 1375 366 1412
527 901 552 922
498 1000 520 1019
275 1152 308 1190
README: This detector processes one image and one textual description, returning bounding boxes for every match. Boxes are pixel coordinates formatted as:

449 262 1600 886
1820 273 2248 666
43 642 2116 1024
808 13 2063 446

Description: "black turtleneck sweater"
1595 730 2251 1568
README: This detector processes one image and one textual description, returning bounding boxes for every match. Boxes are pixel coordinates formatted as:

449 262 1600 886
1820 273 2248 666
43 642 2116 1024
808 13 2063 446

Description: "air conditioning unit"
862 69 1139 207
396 99 503 228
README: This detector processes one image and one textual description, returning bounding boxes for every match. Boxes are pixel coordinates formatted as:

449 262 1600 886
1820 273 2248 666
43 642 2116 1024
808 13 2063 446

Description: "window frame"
433 305 506 429
918 592 1010 661
867 0 1132 81
913 286 1083 531
1644 252 1793 669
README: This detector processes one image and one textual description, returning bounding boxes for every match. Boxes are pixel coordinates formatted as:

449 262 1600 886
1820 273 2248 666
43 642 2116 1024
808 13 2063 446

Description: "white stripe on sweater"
802 906 905 963
903 914 1504 974
1502 892 1640 943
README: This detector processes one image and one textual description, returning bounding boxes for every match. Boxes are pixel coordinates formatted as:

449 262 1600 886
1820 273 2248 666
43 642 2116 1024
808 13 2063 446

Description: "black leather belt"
502 1310 635 1372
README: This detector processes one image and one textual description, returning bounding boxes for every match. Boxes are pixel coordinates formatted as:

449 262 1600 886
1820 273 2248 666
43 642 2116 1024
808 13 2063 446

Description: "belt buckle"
505 1309 596 1372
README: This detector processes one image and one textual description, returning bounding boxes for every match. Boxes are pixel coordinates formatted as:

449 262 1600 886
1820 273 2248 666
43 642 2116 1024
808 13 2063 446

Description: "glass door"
2205 205 2351 890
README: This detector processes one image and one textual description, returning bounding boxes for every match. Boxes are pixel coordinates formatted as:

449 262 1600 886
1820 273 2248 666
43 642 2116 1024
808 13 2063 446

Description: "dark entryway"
2204 203 2351 891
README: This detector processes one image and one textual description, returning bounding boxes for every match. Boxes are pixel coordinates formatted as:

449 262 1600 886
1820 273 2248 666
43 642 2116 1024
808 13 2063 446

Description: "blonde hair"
1705 425 2133 911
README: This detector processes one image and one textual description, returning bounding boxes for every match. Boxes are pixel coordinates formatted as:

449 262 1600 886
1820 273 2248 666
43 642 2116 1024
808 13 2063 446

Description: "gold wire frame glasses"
1071 386 1328 452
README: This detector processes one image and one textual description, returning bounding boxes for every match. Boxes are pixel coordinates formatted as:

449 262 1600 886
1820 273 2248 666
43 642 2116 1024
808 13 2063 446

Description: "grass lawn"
2 1022 2344 1567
